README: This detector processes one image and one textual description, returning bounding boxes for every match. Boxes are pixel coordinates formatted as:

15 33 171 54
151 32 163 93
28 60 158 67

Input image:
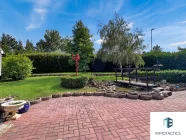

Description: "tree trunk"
120 63 123 75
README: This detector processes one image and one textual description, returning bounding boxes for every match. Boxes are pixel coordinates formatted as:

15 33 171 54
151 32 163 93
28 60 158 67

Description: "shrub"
2 55 33 80
25 53 75 73
61 75 88 88
131 70 186 83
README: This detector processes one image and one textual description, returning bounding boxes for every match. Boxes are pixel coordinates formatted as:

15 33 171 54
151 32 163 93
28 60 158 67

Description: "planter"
1 100 26 120
30 98 42 105
18 102 30 113
139 94 152 100
52 94 62 98
41 95 52 101
84 92 94 96
127 92 139 99
152 93 164 100
62 92 72 97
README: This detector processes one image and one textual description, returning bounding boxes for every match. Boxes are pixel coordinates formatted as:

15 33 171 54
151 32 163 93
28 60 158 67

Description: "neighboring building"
0 47 5 76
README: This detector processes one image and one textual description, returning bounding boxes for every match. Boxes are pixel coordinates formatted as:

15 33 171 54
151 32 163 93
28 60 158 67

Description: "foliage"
132 70 186 83
2 55 33 80
25 39 35 53
152 44 162 52
0 33 24 54
142 50 186 70
61 75 88 88
97 13 145 70
25 53 75 73
0 76 97 100
35 30 67 52
68 20 94 72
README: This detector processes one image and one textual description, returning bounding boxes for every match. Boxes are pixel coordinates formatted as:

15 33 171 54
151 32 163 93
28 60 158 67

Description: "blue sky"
0 0 186 52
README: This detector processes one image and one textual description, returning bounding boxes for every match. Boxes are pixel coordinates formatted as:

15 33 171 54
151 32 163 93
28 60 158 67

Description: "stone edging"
28 91 172 106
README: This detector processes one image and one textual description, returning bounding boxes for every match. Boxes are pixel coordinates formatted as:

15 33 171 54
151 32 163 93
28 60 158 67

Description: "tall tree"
25 39 35 53
68 20 94 72
152 44 162 52
178 46 186 51
97 13 145 72
36 30 66 52
14 40 24 54
0 33 18 54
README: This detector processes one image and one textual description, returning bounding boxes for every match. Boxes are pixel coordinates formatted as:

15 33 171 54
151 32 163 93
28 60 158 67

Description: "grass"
0 74 130 100
0 76 97 100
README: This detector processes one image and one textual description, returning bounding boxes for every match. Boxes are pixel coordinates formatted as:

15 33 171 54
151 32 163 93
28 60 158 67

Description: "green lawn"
0 76 97 100
0 75 129 100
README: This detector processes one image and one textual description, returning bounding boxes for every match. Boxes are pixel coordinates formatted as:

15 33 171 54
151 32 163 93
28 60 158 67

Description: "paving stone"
0 92 185 140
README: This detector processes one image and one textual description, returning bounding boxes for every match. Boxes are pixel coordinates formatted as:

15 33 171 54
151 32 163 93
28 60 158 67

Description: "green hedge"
132 70 186 83
142 51 186 70
25 53 75 73
61 75 88 88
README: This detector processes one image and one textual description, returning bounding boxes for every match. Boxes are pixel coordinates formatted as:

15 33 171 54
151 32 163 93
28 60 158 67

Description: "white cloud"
179 20 186 24
95 39 103 45
26 24 40 30
25 0 64 30
128 22 134 28
170 41 186 46
87 0 124 17
34 8 47 20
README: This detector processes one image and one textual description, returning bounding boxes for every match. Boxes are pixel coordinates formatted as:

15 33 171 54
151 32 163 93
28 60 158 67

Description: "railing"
114 67 157 88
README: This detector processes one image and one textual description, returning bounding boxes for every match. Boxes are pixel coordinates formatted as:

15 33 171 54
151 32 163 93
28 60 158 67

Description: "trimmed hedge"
132 70 186 83
25 53 75 73
142 51 186 70
61 75 88 88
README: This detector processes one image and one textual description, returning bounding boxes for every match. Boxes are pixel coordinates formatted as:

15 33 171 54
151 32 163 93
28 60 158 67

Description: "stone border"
139 94 152 100
127 92 139 99
52 94 62 98
30 98 42 105
41 95 52 101
27 90 172 106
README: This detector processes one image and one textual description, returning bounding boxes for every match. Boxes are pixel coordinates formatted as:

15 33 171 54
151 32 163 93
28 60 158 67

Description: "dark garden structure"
114 67 158 89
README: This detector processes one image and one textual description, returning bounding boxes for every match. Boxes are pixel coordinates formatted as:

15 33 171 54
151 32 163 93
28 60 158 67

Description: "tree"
0 33 19 54
178 46 186 51
152 44 162 52
36 30 65 52
68 20 94 72
151 45 163 65
14 40 24 54
25 39 35 53
97 13 145 72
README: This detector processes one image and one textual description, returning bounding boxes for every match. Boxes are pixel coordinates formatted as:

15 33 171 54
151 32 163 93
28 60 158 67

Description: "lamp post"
151 28 154 51
72 54 80 76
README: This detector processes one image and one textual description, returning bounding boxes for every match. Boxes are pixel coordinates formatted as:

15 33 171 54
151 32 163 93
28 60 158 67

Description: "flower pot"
18 102 30 113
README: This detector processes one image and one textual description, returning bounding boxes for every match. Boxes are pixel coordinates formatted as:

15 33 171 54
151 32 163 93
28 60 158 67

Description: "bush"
132 70 186 83
2 55 33 80
61 75 88 88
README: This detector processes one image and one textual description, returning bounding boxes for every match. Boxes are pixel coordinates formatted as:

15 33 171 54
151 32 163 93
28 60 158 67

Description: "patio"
0 91 186 140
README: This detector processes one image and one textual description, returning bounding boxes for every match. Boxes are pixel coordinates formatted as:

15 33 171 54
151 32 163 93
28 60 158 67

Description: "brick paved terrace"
0 91 186 140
